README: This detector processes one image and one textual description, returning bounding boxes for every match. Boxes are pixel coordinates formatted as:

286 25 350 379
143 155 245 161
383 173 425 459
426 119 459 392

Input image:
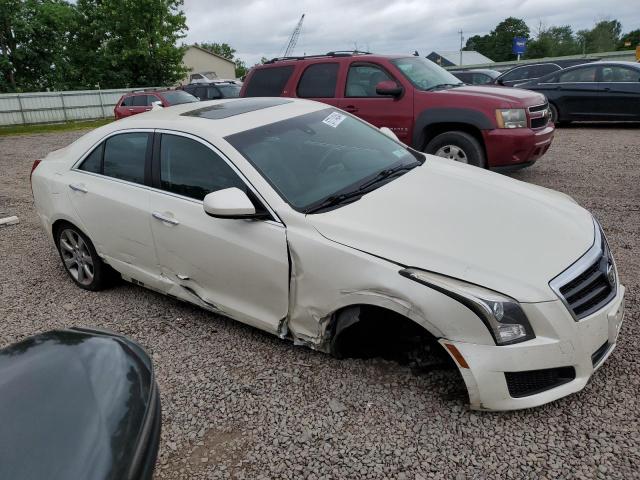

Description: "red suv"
240 52 555 170
114 89 198 120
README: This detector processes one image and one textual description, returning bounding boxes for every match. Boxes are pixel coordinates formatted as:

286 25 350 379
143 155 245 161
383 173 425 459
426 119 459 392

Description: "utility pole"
458 30 464 66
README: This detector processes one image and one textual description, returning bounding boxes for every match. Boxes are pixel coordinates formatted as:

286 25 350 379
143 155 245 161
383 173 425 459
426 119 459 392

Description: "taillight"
30 159 42 183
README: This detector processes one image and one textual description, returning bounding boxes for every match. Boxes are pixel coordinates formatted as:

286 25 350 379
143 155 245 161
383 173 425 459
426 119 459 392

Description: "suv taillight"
30 159 42 183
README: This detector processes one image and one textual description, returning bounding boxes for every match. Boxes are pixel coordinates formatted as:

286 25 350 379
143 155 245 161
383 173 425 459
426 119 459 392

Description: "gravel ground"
1 125 639 479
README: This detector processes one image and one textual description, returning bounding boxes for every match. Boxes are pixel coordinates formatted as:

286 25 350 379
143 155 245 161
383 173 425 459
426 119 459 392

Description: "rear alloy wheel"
425 131 485 168
56 226 111 291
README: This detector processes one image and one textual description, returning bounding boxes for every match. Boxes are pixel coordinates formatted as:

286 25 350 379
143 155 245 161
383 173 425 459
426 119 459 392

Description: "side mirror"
203 187 259 219
495 78 505 86
375 80 403 97
0 328 161 480
151 100 163 109
380 127 400 142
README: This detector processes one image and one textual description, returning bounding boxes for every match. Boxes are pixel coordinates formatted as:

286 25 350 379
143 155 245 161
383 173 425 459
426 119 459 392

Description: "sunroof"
181 98 293 120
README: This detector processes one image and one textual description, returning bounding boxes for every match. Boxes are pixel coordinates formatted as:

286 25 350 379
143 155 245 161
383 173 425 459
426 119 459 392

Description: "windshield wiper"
355 162 420 192
304 190 365 214
304 162 420 214
426 83 463 91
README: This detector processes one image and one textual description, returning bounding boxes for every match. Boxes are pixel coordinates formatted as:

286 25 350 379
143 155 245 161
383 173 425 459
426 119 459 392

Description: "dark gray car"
516 61 640 124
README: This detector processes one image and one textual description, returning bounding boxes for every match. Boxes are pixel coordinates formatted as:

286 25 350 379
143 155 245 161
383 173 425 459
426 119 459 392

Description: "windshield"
225 108 422 212
162 90 199 105
391 57 463 91
218 84 241 98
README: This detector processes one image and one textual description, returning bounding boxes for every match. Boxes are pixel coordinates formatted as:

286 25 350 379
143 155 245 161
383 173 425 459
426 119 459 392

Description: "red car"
241 52 555 170
114 89 198 120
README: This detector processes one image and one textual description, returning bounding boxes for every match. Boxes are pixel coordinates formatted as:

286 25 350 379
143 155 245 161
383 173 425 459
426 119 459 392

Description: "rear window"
297 63 339 98
245 66 295 97
161 90 198 105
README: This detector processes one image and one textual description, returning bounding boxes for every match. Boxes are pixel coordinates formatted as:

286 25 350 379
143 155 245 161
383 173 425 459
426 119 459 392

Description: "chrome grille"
550 223 617 321
528 102 550 129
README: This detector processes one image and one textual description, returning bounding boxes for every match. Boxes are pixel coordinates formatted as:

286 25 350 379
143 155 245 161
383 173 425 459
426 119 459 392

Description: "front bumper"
441 285 625 411
484 124 555 169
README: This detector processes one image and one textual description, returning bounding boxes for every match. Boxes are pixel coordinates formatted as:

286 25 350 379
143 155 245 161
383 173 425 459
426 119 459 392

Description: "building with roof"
426 50 494 67
181 45 237 84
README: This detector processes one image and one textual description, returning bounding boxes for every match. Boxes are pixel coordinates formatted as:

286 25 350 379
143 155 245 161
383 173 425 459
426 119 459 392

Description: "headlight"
400 268 535 345
496 109 527 128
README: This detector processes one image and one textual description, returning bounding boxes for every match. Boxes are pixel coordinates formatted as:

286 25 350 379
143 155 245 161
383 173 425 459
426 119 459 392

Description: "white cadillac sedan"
31 98 625 411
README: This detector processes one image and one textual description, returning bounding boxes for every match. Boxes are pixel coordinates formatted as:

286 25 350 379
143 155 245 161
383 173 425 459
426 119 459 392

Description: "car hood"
308 157 595 302
429 85 546 107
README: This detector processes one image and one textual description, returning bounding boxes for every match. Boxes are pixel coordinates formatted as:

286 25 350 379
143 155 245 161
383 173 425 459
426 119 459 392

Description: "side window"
194 87 206 99
245 66 295 97
146 95 161 106
535 64 560 77
473 73 492 84
297 63 339 98
103 132 150 184
346 64 394 97
559 66 597 83
602 66 640 82
159 134 246 201
206 86 221 99
79 144 103 174
132 95 147 107
503 67 529 81
121 96 133 107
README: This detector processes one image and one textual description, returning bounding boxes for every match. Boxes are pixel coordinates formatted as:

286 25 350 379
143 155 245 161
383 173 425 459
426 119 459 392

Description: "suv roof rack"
264 50 372 64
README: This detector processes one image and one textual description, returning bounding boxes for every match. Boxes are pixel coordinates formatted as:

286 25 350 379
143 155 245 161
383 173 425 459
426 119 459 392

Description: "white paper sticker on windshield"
392 149 407 158
322 112 346 128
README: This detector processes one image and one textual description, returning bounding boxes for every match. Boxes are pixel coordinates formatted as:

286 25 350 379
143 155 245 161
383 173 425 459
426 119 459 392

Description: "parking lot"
1 125 638 479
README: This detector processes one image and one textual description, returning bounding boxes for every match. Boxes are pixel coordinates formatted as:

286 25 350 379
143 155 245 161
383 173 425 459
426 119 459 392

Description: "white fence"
0 87 164 126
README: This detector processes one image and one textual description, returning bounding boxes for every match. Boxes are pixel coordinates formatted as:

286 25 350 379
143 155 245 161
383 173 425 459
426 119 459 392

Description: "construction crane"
283 14 305 57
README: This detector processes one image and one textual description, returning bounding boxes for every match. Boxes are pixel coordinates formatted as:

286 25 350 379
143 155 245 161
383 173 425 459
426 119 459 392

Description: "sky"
182 0 640 66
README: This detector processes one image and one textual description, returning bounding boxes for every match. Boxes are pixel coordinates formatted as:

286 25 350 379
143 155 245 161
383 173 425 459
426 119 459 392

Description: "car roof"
261 52 409 66
106 97 329 138
122 89 175 96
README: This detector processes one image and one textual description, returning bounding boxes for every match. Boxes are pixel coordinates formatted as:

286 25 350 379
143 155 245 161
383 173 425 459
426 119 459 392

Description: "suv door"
599 65 640 119
337 61 413 143
65 131 162 288
130 94 152 116
147 132 289 333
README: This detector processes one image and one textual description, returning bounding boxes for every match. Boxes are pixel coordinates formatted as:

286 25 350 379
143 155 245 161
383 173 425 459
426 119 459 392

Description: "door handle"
343 105 359 113
603 87 610 92
68 183 88 193
128 108 135 111
152 211 180 225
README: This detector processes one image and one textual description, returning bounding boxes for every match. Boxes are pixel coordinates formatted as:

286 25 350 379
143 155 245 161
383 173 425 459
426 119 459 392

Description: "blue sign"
513 37 527 55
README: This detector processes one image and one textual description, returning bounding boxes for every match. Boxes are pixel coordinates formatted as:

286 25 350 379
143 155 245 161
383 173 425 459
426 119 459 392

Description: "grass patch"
0 118 113 136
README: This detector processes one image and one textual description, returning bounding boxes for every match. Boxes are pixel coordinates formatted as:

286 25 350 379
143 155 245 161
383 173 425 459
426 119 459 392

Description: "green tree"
463 17 530 61
197 42 236 60
526 25 580 59
492 17 530 61
618 29 640 50
0 0 76 92
581 20 622 53
72 0 188 89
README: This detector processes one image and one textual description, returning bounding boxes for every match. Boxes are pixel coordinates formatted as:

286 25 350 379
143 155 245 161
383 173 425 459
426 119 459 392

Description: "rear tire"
55 224 113 291
424 131 486 168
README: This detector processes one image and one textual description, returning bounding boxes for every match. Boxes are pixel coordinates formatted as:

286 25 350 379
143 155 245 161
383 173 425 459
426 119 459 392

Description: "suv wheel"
424 131 485 168
56 225 113 291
